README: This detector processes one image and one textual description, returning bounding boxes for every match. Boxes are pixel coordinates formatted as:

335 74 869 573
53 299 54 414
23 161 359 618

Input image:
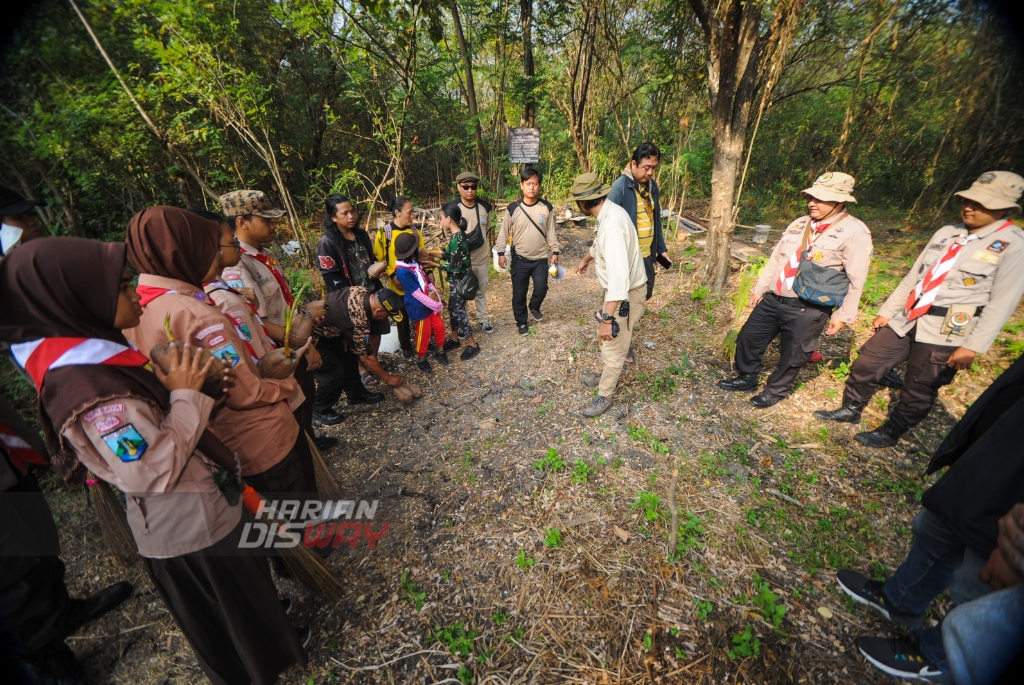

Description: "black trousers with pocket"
510 255 549 325
313 336 361 413
735 292 832 397
843 325 958 431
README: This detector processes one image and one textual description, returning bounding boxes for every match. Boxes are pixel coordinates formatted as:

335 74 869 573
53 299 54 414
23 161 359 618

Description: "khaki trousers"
599 286 646 397
471 263 490 324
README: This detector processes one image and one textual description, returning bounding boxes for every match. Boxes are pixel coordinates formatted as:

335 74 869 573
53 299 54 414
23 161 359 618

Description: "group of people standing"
2 141 1024 685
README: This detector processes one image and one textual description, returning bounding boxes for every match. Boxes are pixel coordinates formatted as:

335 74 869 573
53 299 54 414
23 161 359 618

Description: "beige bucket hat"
801 172 857 204
571 172 612 201
954 171 1023 212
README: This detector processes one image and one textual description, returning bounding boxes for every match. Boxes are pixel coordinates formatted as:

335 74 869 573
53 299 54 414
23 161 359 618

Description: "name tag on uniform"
988 239 1009 253
972 249 1000 265
102 425 148 462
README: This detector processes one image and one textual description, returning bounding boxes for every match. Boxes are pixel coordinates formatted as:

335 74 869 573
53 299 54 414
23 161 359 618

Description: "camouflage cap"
218 190 287 219
955 171 1023 212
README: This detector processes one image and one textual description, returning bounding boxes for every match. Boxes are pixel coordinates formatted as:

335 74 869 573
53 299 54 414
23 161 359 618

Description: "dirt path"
49 221 1017 684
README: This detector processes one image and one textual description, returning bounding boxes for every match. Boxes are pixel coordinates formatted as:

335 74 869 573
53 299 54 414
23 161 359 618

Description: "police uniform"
722 172 873 406
817 171 1024 446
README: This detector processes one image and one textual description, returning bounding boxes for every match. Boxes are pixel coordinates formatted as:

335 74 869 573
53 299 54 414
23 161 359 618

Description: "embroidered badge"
539 214 546 222
818 172 834 183
102 425 148 462
988 240 1009 253
93 416 123 433
210 342 241 368
195 323 224 340
83 403 125 423
972 250 1000 265
963 277 976 286
239 324 252 341
319 255 336 269
813 252 824 260
950 311 971 327
207 334 225 347
193 292 207 302
227 280 245 290
978 172 996 184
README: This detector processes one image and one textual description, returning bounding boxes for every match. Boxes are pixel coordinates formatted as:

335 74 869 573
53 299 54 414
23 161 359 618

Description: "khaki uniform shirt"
125 275 303 477
496 199 560 261
753 213 873 324
235 240 290 326
205 282 277 360
878 220 1024 353
591 201 647 301
462 201 491 266
63 391 241 558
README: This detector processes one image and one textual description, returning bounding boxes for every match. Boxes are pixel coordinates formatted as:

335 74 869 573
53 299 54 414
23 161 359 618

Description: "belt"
927 305 985 317
767 292 833 311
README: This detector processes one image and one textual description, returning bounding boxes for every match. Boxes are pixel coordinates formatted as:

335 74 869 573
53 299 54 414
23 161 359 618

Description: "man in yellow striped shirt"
608 142 668 302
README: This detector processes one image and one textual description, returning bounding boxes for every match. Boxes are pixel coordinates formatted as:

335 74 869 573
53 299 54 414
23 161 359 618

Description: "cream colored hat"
801 172 857 204
954 171 1023 212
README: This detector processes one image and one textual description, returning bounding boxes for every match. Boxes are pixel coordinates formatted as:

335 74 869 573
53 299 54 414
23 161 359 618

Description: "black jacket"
922 354 1024 557
317 228 378 293
607 171 667 256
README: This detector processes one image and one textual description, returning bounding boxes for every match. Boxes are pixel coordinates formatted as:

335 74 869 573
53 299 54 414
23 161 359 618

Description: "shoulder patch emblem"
988 239 1009 253
83 403 124 423
210 342 241 367
319 255 336 269
102 424 148 462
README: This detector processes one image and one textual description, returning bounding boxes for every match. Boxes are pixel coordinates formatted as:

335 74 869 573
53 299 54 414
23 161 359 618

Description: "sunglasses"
459 184 478 190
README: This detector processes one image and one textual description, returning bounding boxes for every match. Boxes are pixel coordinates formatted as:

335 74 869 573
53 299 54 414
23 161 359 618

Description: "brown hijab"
127 206 220 285
0 236 238 484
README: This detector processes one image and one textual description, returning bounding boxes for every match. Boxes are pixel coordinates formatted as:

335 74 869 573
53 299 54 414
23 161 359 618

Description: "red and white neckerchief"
204 280 268 362
775 213 847 294
10 338 150 391
0 420 49 473
137 285 214 307
904 220 1014 321
239 245 294 306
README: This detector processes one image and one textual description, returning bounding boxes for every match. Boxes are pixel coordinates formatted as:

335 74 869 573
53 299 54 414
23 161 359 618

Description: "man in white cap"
719 171 873 407
574 172 648 417
816 171 1024 447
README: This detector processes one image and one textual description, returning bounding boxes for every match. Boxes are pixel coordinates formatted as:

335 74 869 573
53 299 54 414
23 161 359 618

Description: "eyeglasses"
219 237 240 249
459 184 477 190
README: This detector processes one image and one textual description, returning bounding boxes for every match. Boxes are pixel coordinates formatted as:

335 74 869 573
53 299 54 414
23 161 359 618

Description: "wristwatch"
594 311 614 324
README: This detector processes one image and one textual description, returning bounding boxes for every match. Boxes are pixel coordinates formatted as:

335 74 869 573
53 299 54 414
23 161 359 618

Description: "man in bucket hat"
816 171 1024 447
719 171 873 408
574 172 648 417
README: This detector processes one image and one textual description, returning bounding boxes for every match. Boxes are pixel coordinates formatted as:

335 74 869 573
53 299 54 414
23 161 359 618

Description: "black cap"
0 185 39 217
376 288 405 322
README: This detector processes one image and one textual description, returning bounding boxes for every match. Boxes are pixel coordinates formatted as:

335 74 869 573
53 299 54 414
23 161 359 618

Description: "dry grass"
35 216 1024 684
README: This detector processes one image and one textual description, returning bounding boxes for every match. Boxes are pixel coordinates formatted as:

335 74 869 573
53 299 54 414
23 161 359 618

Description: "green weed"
515 549 536 570
544 528 562 548
726 624 760 660
432 622 476 657
400 571 426 611
631 490 666 523
571 459 592 484
534 447 566 472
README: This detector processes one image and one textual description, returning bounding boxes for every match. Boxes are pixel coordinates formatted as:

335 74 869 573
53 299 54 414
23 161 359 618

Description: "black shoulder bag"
464 203 486 251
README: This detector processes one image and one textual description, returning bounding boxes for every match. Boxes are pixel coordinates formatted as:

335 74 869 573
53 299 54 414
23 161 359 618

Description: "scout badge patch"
102 425 148 462
210 342 241 368
972 250 1000 265
940 305 977 337
988 239 1009 253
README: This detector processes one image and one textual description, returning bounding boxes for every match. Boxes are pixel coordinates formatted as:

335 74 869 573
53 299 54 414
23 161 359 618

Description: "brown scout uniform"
124 275 303 479
733 172 873 400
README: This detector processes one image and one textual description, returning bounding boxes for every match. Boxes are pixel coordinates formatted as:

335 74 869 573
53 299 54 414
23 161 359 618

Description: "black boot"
750 390 783 408
59 581 133 638
854 423 905 448
718 373 758 391
813 400 866 423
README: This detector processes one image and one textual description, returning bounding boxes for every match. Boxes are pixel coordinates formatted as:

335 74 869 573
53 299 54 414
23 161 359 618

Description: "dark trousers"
844 325 957 431
643 254 655 301
510 256 549 325
735 292 831 396
313 336 360 413
397 315 413 352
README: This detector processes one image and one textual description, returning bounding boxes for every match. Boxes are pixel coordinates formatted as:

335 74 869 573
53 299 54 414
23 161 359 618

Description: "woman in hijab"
0 237 307 685
123 207 313 501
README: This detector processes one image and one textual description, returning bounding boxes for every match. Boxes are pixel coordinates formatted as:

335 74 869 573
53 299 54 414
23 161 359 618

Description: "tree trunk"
449 0 488 180
703 131 745 289
521 0 535 127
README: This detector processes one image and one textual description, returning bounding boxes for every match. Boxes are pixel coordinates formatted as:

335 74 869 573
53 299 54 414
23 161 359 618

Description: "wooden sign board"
508 128 540 164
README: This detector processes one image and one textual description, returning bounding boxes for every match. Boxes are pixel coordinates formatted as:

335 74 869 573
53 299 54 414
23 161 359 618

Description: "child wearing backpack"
439 201 481 361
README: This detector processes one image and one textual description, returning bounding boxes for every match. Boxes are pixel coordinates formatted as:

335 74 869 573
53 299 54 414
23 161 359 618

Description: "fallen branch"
666 468 679 559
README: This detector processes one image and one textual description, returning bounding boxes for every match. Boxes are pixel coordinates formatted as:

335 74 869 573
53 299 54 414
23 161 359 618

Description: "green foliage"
726 624 761 660
492 610 510 625
693 599 713 620
571 459 592 484
752 575 787 629
631 490 666 524
534 447 566 472
514 549 535 570
399 571 426 611
674 512 707 557
431 622 476 657
642 631 653 652
543 528 562 548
